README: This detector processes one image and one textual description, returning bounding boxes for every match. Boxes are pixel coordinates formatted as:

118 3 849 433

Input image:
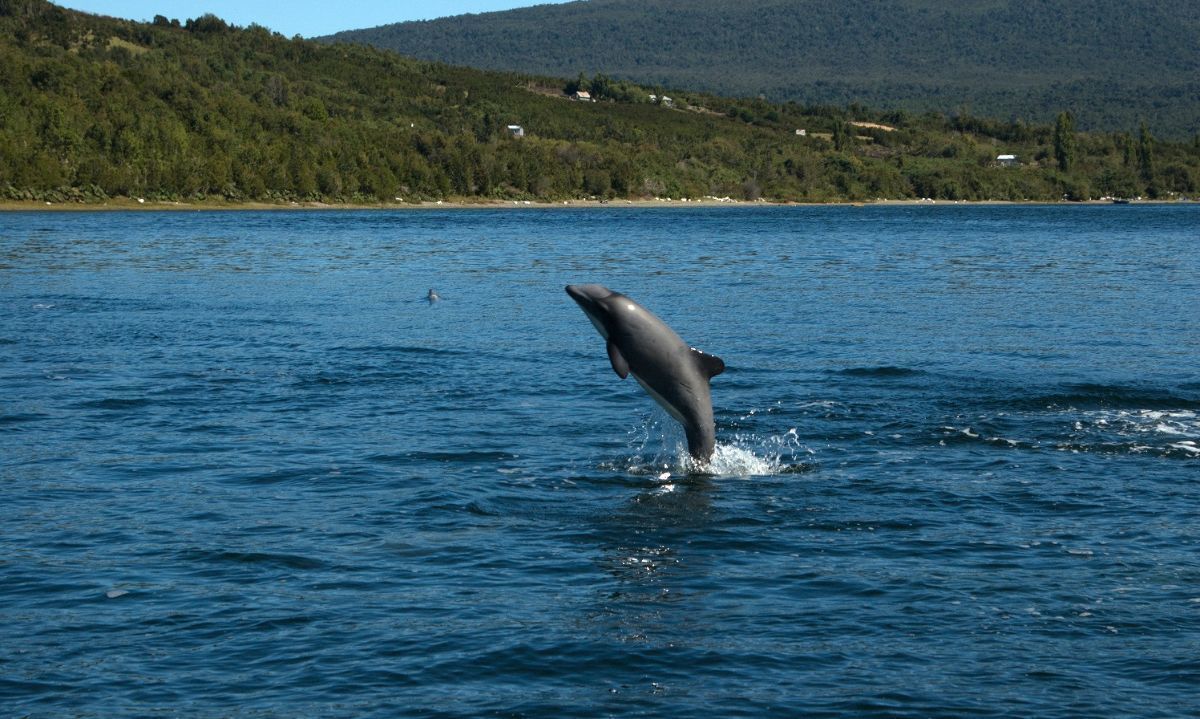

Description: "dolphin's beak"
565 284 598 312
565 284 613 339
565 284 611 306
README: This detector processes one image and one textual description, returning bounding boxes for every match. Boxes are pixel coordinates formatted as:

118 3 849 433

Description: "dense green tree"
1054 111 1076 173
2 1 1199 205
1137 123 1156 185
324 0 1200 138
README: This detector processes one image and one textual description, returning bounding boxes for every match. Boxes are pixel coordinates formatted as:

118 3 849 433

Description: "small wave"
398 450 520 463
835 366 925 378
179 549 326 571
936 425 1031 450
292 366 420 388
1011 383 1200 411
294 374 361 388
1053 440 1200 460
1086 408 1197 435
426 500 502 517
1066 408 1200 459
336 344 467 357
931 405 1200 459
0 412 48 427
236 467 322 485
1170 441 1200 455
75 397 153 410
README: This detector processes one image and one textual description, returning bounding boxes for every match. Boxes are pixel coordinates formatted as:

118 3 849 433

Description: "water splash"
619 412 813 477
691 442 791 476
692 428 815 477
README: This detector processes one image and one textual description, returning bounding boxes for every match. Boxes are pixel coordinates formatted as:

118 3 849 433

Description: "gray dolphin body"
566 284 725 462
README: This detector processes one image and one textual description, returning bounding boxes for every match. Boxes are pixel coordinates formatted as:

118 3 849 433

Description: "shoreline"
0 197 1186 212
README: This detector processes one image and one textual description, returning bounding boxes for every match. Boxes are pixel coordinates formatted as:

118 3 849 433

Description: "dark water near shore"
2 205 1198 717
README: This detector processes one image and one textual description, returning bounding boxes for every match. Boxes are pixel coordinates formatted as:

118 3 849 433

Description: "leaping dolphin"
566 284 725 463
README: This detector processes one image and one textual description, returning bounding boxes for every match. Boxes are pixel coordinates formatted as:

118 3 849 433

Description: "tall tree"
1118 132 1134 167
1137 122 1155 180
1053 111 1076 173
1137 121 1157 197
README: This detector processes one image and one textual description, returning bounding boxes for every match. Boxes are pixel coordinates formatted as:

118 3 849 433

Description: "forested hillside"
2 0 1198 205
325 0 1200 138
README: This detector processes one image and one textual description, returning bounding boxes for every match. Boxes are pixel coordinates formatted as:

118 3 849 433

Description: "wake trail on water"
946 382 1200 459
1060 408 1200 458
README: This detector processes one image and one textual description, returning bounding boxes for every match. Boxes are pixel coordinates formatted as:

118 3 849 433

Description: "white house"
795 129 807 136
996 154 1018 167
573 90 593 102
506 125 525 138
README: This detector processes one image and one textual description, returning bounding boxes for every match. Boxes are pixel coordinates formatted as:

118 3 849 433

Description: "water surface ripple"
1 206 1198 717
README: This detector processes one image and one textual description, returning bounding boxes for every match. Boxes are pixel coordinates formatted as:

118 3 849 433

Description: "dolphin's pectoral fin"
690 348 725 379
607 339 630 379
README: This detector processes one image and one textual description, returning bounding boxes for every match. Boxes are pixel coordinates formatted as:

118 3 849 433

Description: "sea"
1 204 1198 718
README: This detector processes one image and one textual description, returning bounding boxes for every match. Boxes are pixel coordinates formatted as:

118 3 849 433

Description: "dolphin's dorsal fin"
607 339 630 379
691 348 725 379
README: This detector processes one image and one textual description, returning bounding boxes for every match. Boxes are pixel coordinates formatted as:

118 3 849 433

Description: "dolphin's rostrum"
566 284 725 463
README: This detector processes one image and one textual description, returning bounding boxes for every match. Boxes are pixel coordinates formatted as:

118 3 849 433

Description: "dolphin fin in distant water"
566 284 724 462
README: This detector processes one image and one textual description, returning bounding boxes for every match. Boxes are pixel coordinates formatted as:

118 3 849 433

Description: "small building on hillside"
795 129 807 137
506 125 525 138
996 154 1019 167
573 91 593 102
661 96 675 108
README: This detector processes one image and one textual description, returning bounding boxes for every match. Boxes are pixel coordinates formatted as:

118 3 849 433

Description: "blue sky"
55 1 572 38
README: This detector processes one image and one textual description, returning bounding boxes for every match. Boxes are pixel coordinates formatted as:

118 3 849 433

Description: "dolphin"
566 284 725 463
427 288 441 303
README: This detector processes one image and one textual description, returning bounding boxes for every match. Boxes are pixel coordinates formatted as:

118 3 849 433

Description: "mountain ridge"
322 0 1200 138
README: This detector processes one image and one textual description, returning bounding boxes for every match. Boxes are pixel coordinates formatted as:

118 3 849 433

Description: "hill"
322 0 1200 138
2 0 1198 205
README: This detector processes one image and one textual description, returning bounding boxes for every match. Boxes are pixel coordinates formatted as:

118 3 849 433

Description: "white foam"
697 443 788 476
684 428 811 477
1071 407 1200 455
624 411 811 476
1155 423 1188 436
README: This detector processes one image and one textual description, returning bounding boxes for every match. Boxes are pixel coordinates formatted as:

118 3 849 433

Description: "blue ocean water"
1 205 1198 718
